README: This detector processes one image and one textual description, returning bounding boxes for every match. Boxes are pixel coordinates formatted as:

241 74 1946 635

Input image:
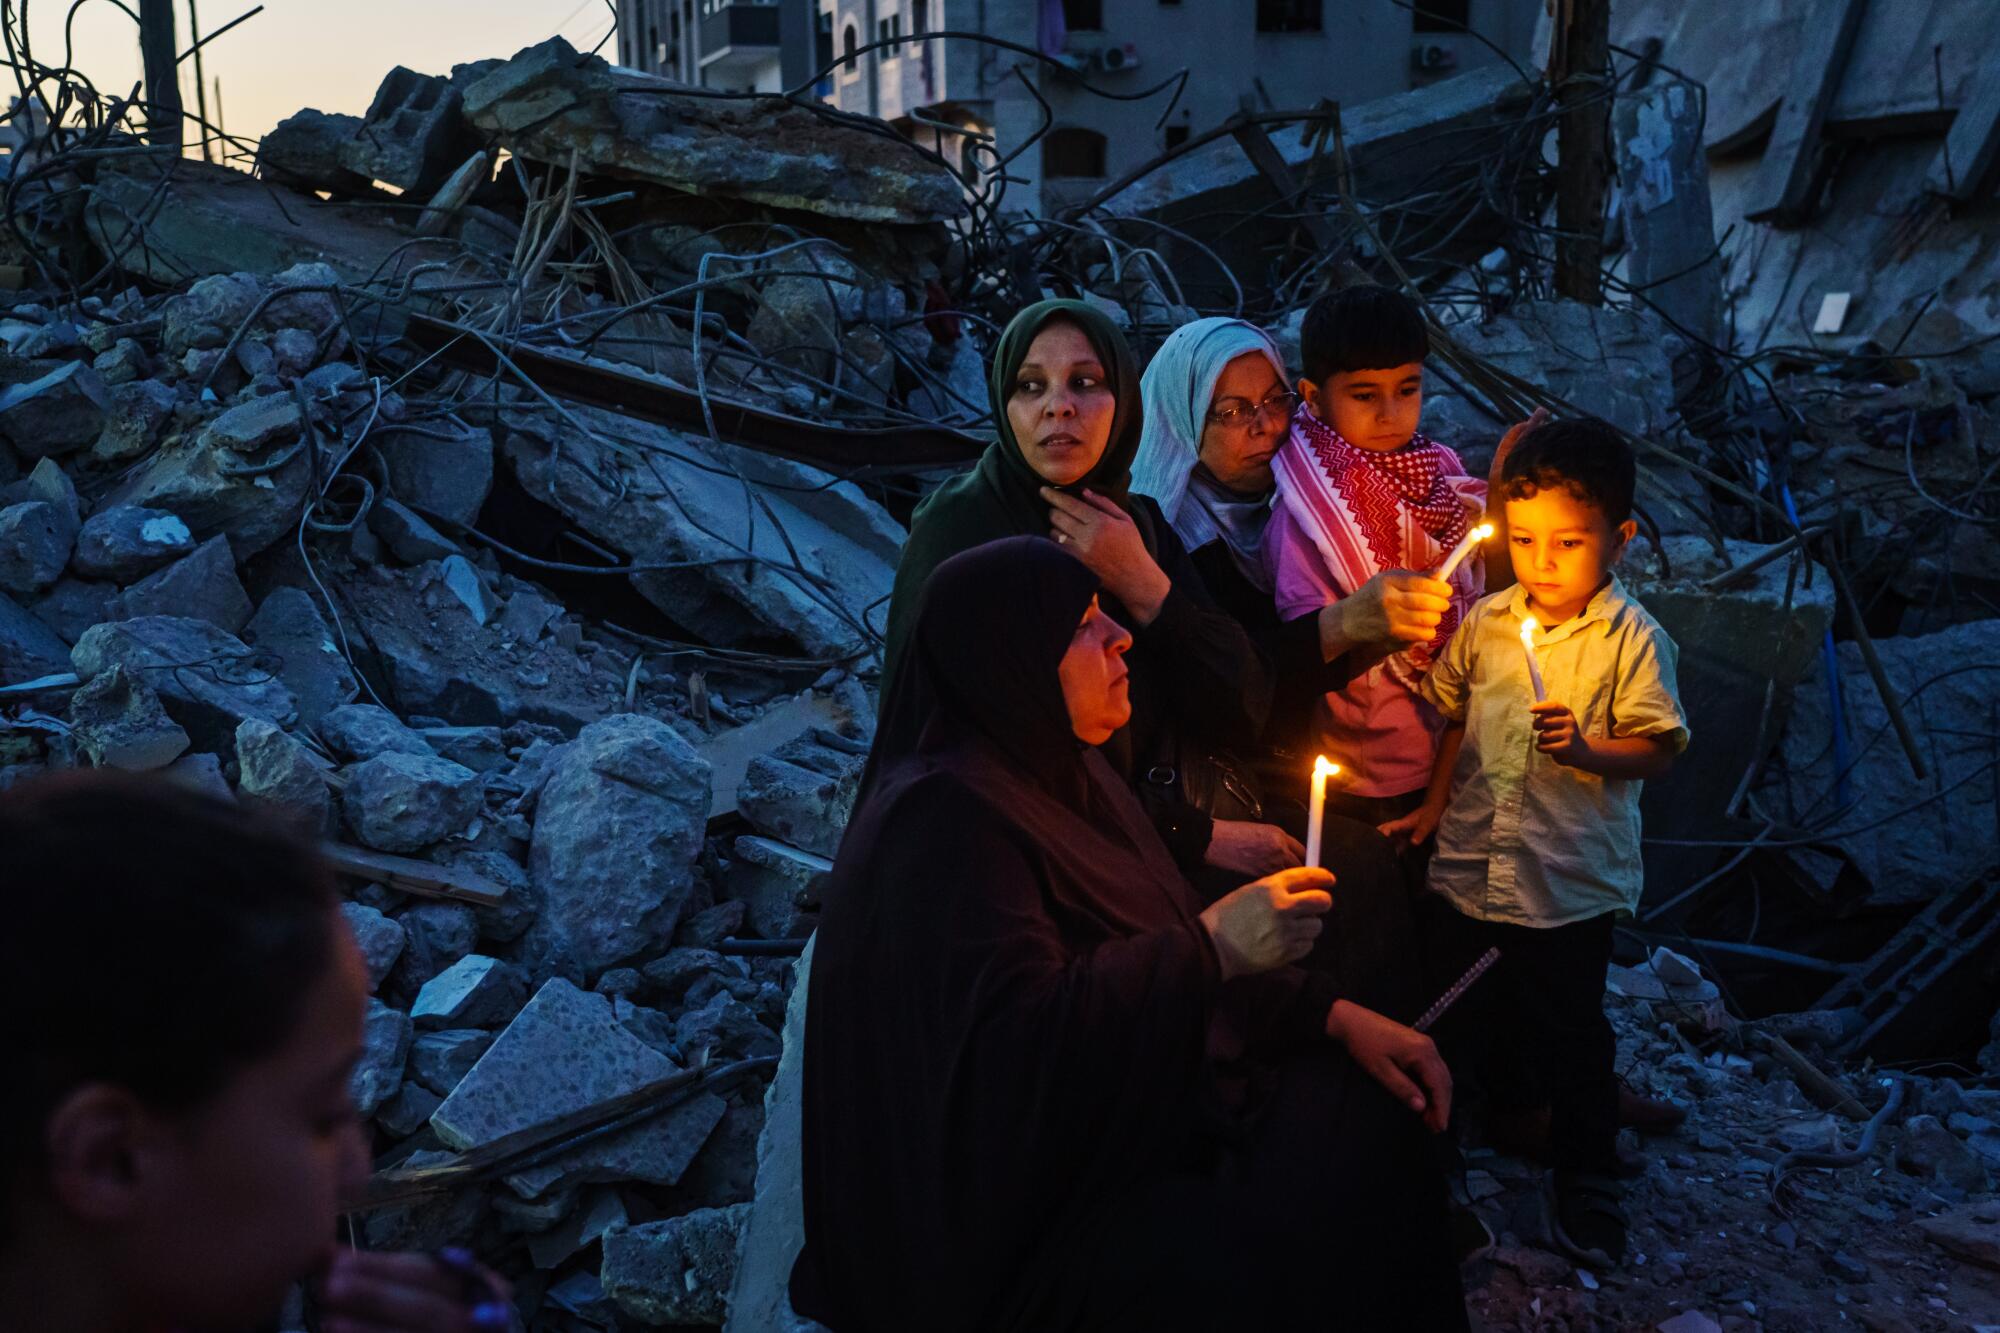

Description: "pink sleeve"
1265 503 1346 621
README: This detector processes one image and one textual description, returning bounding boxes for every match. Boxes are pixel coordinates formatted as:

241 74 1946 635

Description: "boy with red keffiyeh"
1263 285 1531 827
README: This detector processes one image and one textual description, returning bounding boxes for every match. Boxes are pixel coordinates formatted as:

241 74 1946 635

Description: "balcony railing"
700 3 781 54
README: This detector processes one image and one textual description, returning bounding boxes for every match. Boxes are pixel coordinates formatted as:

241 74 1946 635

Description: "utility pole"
138 0 184 151
187 0 213 161
1551 0 1609 304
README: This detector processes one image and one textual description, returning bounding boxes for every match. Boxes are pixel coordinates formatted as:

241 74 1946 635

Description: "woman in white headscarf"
1131 318 1344 797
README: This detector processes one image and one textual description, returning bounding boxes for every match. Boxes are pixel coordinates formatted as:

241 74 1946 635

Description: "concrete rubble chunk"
408 1027 495 1096
243 588 359 729
234 716 332 838
341 750 482 853
528 1187 626 1270
387 900 479 1001
376 421 492 527
92 379 177 462
601 1204 751 1327
461 39 963 225
727 836 829 940
91 337 149 386
525 714 712 978
199 394 302 454
352 998 413 1119
370 497 459 564
736 736 864 860
320 702 435 761
161 273 262 357
673 990 780 1064
0 360 112 459
71 506 195 582
27 578 115 645
23 458 78 535
430 978 725 1198
0 501 72 594
260 108 372 195
1916 1199 2000 1271
339 67 472 194
724 938 811 1333
108 536 252 634
71 616 297 753
66 665 190 771
1896 1113 1991 1193
497 589 558 645
438 554 495 626
99 406 311 559
340 901 407 992
411 954 530 1030
378 1082 443 1139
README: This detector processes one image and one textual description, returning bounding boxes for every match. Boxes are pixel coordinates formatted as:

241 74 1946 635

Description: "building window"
1412 0 1470 31
913 0 927 35
1044 127 1107 178
1063 0 1104 31
1256 0 1322 32
878 13 901 53
842 21 859 70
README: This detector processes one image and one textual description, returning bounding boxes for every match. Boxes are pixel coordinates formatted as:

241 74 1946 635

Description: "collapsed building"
0 4 1997 1329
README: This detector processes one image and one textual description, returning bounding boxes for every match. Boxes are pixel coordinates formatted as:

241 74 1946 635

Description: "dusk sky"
26 1 615 146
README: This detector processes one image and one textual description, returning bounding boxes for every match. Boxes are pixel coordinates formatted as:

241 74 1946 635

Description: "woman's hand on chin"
1324 1000 1452 1133
1042 487 1171 626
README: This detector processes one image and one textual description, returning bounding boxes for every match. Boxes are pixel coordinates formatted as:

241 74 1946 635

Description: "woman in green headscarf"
883 299 1302 879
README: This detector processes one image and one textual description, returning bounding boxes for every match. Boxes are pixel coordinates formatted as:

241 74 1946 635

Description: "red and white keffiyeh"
1272 409 1485 677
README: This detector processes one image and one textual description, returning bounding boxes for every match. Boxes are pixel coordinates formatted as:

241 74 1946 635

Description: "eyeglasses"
1206 391 1300 430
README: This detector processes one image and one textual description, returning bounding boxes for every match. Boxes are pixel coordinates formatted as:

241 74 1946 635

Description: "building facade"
616 0 825 95
817 0 1540 213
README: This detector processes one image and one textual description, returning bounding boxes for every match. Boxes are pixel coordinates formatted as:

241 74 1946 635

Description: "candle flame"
1519 616 1537 647
1313 755 1340 778
1470 522 1495 542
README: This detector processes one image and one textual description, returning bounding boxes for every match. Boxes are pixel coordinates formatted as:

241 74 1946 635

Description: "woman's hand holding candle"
1199 866 1336 980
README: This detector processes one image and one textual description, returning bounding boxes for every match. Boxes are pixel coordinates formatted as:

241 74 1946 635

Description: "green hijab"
881 299 1144 685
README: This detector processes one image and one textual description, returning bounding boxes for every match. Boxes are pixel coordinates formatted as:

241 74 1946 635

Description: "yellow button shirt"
1419 575 1690 927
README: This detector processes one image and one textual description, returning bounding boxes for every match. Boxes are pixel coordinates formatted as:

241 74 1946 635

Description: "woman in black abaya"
793 536 1468 1332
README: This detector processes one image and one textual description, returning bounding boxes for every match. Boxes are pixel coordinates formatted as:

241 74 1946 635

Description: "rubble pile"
0 4 1996 1328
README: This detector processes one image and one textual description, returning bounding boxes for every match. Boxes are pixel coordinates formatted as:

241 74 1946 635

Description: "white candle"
1435 522 1494 582
1305 755 1339 868
1519 616 1547 702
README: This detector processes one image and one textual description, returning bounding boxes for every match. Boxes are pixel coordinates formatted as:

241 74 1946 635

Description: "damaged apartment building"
0 0 1998 1328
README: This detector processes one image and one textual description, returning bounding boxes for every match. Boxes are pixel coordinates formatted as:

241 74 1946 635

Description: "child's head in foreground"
0 771 369 1330
1298 283 1430 453
1500 416 1638 623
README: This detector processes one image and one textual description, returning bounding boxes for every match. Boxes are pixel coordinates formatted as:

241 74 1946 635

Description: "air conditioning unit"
1090 43 1141 74
1411 42 1457 73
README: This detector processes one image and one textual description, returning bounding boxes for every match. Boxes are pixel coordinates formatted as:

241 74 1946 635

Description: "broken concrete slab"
198 393 301 454
374 420 493 528
736 734 864 860
0 360 112 460
461 39 964 226
341 900 408 992
243 588 360 729
107 535 252 634
411 954 530 1030
697 693 845 821
66 665 190 771
408 1027 495 1096
501 405 902 659
370 496 460 565
1614 79 1724 350
524 713 711 979
601 1204 750 1327
0 500 72 594
352 997 413 1119
234 716 333 838
71 616 298 752
259 108 372 195
429 978 725 1197
319 702 435 761
340 67 473 195
71 505 195 582
340 750 482 853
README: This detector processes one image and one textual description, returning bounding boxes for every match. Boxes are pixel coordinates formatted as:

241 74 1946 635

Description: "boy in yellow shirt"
1383 417 1689 1270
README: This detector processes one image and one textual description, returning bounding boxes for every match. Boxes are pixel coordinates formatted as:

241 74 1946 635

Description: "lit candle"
1305 755 1339 868
1519 616 1547 702
1435 521 1494 582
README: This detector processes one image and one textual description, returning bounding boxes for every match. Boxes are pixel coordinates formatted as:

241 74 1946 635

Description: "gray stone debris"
340 66 472 195
0 501 72 594
602 1204 751 1327
28 578 115 644
66 665 190 771
340 901 408 991
378 1082 443 1139
198 394 301 454
0 586 73 682
340 750 482 853
722 938 812 1333
430 978 725 1199
0 360 112 459
674 990 780 1064
20 458 80 534
438 554 495 626
524 714 712 978
1897 1114 1991 1193
408 1027 495 1096
71 615 298 753
388 901 479 1000
234 717 332 837
100 403 311 559
727 836 829 940
370 497 459 564
528 1187 627 1271
736 735 864 859
376 420 492 527
411 954 530 1029
319 702 435 761
259 108 373 195
498 588 558 645
91 337 150 386
108 536 252 634
243 588 359 729
92 379 176 462
352 997 414 1118
70 505 195 582
161 273 260 357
